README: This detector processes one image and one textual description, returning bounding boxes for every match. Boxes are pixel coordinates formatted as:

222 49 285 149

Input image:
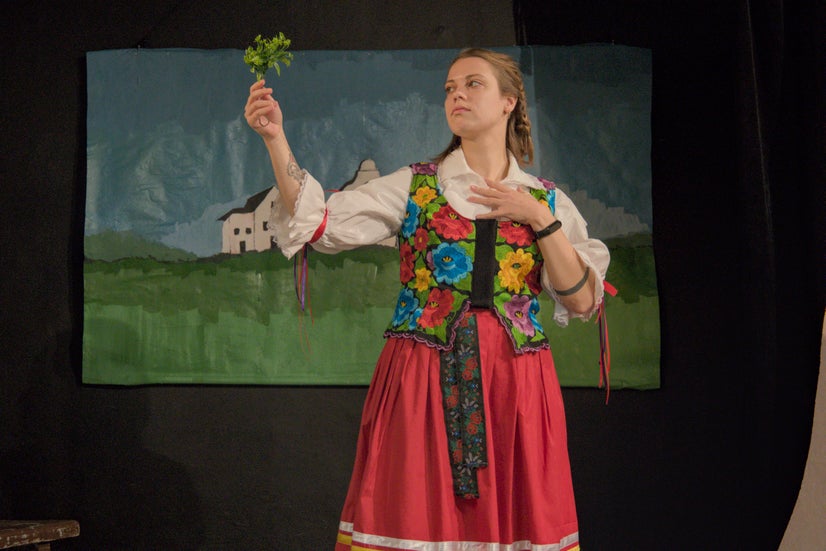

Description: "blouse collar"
436 147 541 219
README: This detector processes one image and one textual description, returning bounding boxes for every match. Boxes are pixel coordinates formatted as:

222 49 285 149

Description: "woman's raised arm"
244 80 304 216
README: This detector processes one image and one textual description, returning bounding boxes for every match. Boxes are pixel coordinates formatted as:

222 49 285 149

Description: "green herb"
243 33 294 81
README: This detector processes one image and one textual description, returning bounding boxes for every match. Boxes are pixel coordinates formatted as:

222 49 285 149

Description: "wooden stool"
0 521 79 550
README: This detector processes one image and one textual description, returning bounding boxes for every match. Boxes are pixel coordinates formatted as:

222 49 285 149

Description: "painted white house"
219 159 394 254
218 187 277 254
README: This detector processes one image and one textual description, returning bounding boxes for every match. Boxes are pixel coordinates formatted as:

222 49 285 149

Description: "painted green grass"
83 235 659 388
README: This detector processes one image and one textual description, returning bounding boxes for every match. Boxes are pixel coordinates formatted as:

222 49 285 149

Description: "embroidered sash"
440 311 487 498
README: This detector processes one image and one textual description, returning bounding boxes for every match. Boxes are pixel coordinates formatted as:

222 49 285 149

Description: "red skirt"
335 309 579 551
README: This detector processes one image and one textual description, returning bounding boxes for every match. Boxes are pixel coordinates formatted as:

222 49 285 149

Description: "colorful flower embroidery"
401 198 421 238
431 204 473 240
387 167 554 353
446 386 459 408
534 178 557 213
440 312 487 498
452 442 463 463
408 308 423 330
431 242 472 285
413 267 432 292
498 248 535 293
504 295 536 337
411 162 438 175
418 287 455 328
413 227 429 252
399 242 415 283
499 221 534 247
528 297 543 333
392 288 419 327
525 262 543 295
413 186 437 207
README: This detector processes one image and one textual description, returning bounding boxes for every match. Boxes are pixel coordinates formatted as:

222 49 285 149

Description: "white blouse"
269 148 610 326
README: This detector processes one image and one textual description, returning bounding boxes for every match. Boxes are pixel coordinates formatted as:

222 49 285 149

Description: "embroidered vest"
384 162 557 353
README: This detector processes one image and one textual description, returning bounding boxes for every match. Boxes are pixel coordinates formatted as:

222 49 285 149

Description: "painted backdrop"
84 45 658 388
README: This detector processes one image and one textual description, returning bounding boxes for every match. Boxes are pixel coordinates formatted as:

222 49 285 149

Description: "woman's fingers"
246 81 275 109
469 182 542 223
469 182 513 202
244 79 283 133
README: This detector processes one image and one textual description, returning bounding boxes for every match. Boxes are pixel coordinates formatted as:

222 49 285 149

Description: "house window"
240 241 246 253
245 228 252 234
234 228 240 235
263 221 269 231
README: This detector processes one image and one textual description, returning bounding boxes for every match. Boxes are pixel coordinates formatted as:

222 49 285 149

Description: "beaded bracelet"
554 266 590 296
534 219 562 240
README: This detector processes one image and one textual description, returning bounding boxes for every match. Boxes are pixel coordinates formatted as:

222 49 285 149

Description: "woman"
245 48 609 551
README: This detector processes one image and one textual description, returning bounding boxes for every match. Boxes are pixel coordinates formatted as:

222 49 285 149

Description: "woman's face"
444 56 515 142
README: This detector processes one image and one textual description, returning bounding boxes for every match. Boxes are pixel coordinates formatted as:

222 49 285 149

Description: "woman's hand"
472 180 596 314
469 180 554 230
244 80 284 140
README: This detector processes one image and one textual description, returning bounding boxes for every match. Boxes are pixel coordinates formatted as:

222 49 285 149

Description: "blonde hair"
434 48 534 166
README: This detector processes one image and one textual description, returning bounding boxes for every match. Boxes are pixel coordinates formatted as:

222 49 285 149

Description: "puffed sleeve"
542 187 611 326
269 166 412 258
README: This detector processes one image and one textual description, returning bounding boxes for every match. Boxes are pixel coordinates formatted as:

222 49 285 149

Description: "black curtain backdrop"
1 1 823 549
517 1 824 548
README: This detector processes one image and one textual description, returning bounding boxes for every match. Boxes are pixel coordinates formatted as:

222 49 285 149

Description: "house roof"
218 186 274 221
217 159 381 222
339 159 380 191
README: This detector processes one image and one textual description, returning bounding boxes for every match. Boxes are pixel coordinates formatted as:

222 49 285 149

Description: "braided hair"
434 48 534 167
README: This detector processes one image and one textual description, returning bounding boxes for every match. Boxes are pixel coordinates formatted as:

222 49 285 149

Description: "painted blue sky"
86 45 651 257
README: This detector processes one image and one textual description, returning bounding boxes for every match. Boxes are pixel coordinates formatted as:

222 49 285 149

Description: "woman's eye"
445 86 454 94
468 80 481 88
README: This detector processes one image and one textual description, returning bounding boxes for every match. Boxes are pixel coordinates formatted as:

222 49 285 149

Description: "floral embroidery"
504 295 536 337
391 288 419 327
431 242 472 285
431 204 473 240
499 221 533 247
413 227 429 251
446 385 459 408
498 248 535 293
413 186 437 207
528 297 543 333
440 312 487 498
418 287 455 328
399 242 415 283
408 307 423 330
411 161 438 175
413 267 432 292
386 166 556 352
525 262 544 295
452 442 463 463
401 198 420 238
538 177 557 213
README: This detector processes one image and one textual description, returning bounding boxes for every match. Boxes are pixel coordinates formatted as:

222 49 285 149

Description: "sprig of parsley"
243 33 294 81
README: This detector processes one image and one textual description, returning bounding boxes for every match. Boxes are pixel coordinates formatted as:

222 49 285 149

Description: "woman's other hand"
470 180 553 230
